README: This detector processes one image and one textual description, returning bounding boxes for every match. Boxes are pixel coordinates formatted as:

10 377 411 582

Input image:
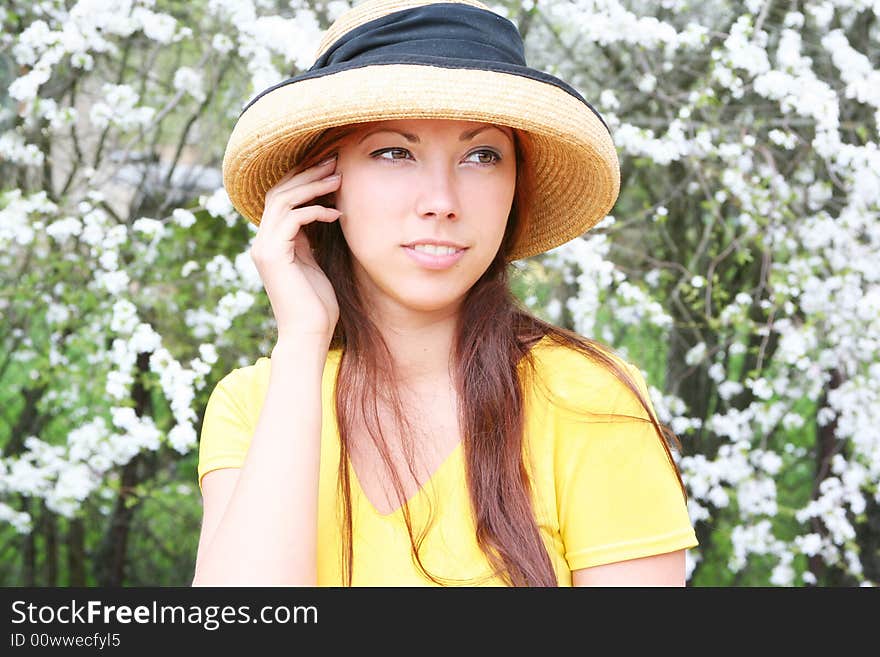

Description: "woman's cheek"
339 217 383 263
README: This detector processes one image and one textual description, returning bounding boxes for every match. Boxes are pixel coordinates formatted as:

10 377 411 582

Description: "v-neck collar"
348 440 464 518
323 358 464 517
322 336 553 518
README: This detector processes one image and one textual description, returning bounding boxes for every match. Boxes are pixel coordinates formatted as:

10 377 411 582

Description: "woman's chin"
400 292 465 314
376 281 466 314
356 258 478 312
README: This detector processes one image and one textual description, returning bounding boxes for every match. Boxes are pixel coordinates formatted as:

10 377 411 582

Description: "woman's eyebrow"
357 126 513 144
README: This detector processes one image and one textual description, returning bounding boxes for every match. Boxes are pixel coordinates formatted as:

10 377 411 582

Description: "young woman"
193 0 698 587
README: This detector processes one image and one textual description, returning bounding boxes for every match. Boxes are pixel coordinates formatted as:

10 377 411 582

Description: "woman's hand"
249 155 342 347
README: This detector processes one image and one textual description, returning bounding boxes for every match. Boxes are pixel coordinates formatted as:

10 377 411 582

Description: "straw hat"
221 0 620 262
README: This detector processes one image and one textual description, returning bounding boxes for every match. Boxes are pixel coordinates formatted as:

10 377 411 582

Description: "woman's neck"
364 296 462 386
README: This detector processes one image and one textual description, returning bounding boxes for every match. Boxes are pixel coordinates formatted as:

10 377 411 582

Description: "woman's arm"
571 549 687 587
192 340 327 586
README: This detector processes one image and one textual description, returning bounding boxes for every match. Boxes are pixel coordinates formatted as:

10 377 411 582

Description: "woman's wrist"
271 339 329 368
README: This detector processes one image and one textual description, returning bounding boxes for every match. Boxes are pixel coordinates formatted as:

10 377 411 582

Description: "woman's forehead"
350 118 514 141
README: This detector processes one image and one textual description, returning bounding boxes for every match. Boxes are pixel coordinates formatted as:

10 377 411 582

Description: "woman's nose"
415 163 461 220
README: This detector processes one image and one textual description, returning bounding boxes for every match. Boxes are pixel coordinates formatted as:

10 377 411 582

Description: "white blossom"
0 502 32 534
685 342 706 366
132 217 166 240
0 132 45 168
89 83 155 130
198 344 218 365
45 216 83 243
173 67 206 103
134 7 177 44
172 208 197 228
201 187 238 227
168 422 197 454
181 260 200 277
212 33 234 54
110 299 139 335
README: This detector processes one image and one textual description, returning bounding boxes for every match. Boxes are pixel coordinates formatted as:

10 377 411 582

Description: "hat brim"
222 63 620 262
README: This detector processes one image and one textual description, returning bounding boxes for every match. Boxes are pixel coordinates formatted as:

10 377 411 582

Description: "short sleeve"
553 361 698 571
196 367 257 494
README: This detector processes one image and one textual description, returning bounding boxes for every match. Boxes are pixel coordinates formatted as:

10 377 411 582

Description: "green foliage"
125 476 202 586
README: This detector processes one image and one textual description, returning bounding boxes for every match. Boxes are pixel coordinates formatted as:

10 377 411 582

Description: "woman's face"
332 118 517 314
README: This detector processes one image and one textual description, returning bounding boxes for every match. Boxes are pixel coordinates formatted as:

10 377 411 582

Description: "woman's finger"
268 174 340 213
280 174 341 209
262 204 341 248
270 157 338 196
260 175 341 231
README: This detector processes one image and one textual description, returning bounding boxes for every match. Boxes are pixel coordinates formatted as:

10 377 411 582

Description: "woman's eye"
466 149 501 165
374 148 411 162
372 148 501 166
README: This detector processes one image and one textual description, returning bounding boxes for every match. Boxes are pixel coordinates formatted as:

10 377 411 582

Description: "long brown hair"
296 122 687 586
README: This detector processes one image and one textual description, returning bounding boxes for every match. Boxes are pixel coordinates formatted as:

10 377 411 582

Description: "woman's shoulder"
214 347 342 396
523 334 651 419
214 355 270 393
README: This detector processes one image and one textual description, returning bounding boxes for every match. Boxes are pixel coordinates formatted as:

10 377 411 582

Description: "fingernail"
318 154 337 167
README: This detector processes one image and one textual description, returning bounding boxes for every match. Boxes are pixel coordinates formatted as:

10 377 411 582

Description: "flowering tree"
0 0 335 585
1 0 877 586
522 0 880 585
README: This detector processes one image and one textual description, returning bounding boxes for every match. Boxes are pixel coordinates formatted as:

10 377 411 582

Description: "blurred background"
1 0 877 586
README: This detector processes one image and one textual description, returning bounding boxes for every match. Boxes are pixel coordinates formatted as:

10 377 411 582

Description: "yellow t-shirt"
197 335 698 586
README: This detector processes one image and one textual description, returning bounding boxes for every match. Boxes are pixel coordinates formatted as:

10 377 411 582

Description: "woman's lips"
402 246 467 270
